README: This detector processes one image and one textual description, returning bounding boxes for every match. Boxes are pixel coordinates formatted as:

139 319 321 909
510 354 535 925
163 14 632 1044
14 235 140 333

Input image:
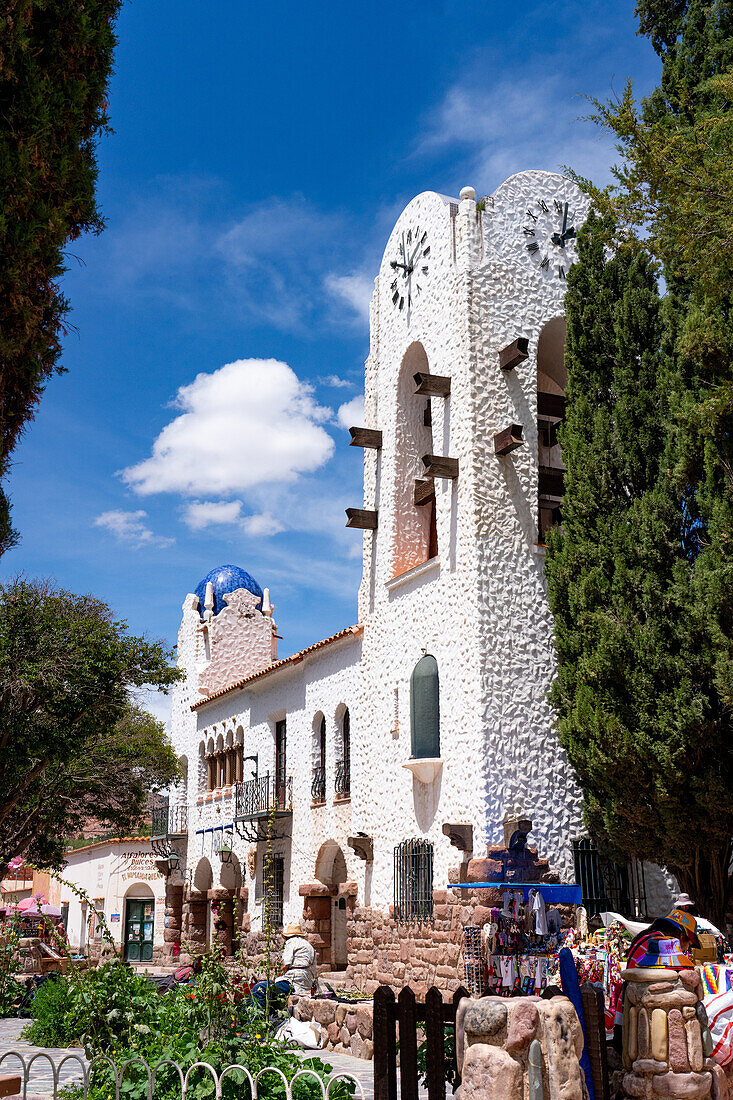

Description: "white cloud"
243 512 285 537
318 374 352 389
415 69 617 194
183 500 243 530
121 358 335 497
94 510 173 549
324 272 373 322
337 395 365 430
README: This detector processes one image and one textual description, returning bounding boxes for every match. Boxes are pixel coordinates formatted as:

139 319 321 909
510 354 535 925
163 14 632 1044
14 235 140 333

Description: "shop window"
410 655 440 758
394 838 433 922
60 902 69 930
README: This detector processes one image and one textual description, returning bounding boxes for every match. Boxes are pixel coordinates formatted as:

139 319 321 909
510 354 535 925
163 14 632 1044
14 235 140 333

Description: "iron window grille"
394 838 434 923
262 855 284 930
572 837 648 920
311 765 326 803
335 759 350 798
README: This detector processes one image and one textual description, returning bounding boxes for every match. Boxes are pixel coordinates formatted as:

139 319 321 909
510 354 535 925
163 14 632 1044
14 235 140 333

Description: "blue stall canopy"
449 882 583 905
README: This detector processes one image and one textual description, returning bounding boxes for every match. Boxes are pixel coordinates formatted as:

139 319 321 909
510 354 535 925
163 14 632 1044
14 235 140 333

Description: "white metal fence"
0 1051 364 1100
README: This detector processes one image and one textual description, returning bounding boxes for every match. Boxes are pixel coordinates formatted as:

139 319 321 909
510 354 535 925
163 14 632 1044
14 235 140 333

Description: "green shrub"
23 977 75 1046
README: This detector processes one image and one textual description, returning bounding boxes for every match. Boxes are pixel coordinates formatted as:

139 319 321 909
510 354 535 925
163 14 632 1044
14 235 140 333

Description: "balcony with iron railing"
151 799 188 841
234 774 292 820
335 758 350 799
311 765 326 804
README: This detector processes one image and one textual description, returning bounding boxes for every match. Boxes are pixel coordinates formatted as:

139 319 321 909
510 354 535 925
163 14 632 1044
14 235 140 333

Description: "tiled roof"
64 836 152 854
191 623 363 711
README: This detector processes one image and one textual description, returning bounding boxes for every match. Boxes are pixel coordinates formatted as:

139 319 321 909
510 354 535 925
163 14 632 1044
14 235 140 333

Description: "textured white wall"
167 173 629 927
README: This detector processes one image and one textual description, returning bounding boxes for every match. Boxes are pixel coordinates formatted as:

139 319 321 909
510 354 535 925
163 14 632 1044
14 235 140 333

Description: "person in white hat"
674 892 724 939
280 922 317 994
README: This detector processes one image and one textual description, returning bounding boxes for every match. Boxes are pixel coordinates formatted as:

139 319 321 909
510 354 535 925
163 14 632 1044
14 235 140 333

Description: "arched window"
392 343 438 577
537 317 567 543
312 714 326 803
410 655 440 759
336 708 350 798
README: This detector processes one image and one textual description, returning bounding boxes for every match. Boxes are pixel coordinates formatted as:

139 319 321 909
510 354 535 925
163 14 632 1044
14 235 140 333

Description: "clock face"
521 197 577 280
389 224 430 310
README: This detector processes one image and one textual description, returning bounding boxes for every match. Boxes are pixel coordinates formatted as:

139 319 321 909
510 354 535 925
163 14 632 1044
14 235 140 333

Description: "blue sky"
2 0 659 721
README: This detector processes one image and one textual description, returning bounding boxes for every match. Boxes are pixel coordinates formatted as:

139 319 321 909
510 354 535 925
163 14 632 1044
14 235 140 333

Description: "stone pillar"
206 755 215 792
184 887 208 955
456 994 585 1100
162 880 184 960
622 967 714 1100
236 747 243 784
209 888 233 955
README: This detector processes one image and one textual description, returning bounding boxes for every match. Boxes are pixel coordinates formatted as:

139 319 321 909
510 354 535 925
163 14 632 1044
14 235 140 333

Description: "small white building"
154 173 673 988
46 839 167 963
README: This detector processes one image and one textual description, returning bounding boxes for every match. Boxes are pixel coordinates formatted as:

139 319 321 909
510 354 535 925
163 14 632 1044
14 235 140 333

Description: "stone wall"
291 996 374 1060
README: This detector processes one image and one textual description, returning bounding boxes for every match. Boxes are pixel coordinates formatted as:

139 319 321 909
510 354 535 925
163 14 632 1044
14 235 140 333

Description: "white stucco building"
157 173 671 982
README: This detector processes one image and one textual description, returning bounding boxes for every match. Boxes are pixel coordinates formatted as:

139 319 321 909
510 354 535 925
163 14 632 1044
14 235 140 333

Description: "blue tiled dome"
194 565 263 617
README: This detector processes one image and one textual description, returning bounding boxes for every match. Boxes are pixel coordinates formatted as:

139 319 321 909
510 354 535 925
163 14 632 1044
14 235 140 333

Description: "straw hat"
283 922 303 938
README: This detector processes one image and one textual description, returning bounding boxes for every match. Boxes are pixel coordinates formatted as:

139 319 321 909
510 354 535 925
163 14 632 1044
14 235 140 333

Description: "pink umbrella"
20 902 62 918
17 895 44 911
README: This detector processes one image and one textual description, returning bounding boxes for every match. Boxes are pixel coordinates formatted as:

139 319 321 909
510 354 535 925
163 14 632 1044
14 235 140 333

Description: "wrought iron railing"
394 837 434 923
234 774 292 819
151 799 188 840
311 765 326 803
335 758 350 798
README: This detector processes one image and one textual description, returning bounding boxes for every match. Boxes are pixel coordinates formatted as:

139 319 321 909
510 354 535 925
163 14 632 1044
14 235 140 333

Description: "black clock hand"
390 261 412 272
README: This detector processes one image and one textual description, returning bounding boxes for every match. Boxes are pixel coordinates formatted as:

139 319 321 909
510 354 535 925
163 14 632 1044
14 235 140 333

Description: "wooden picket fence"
373 984 469 1100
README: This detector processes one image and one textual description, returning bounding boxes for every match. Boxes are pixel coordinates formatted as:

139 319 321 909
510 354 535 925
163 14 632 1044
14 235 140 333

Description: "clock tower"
351 171 588 883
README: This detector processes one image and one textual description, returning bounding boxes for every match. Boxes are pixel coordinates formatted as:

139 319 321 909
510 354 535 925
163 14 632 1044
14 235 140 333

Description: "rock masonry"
456 995 585 1100
622 968 718 1100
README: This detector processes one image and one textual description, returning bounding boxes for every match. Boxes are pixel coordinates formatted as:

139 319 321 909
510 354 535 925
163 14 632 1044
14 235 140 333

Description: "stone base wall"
291 996 374 1060
344 885 575 997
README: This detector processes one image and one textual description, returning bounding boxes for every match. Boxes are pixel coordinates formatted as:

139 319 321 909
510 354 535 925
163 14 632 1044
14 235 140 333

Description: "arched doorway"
123 883 155 963
216 853 243 955
314 841 349 971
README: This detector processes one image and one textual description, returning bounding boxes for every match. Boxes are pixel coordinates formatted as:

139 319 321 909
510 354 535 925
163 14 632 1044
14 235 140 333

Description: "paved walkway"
0 1018 88 1094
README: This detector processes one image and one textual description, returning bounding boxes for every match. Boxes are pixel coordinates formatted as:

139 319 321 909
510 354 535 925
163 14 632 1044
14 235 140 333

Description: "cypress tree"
547 211 733 925
0 0 121 553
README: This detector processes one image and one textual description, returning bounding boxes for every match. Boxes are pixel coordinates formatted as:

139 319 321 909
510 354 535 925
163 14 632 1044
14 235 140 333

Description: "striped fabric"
705 989 733 1067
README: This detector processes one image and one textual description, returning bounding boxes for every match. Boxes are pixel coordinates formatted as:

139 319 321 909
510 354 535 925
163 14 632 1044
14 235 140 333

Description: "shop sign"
118 850 162 884
110 913 120 922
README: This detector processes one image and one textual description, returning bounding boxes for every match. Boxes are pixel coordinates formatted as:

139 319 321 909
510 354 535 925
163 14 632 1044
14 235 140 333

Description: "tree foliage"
0 578 181 874
546 212 733 923
0 0 121 553
550 0 733 922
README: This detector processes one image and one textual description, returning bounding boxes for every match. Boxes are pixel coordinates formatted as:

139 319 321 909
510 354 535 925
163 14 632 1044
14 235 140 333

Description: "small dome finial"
460 185 476 202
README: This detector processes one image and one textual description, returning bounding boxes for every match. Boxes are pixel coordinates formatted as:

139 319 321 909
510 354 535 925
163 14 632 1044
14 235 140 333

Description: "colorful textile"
702 965 720 996
626 931 694 970
705 989 733 1067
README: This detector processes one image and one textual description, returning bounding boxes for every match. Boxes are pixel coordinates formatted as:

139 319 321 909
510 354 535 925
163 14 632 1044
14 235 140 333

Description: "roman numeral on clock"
526 241 540 254
539 255 549 270
537 199 549 213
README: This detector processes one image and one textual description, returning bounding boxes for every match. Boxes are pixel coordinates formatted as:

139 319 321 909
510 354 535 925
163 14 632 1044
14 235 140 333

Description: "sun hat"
283 922 303 938
626 932 695 970
660 908 701 948
674 893 695 910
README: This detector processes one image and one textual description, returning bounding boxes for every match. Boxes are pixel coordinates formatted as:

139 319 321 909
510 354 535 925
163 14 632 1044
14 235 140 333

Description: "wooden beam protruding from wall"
413 372 451 397
494 424 524 456
422 454 459 479
345 508 378 530
413 479 435 507
538 392 566 419
349 426 382 449
498 337 529 371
